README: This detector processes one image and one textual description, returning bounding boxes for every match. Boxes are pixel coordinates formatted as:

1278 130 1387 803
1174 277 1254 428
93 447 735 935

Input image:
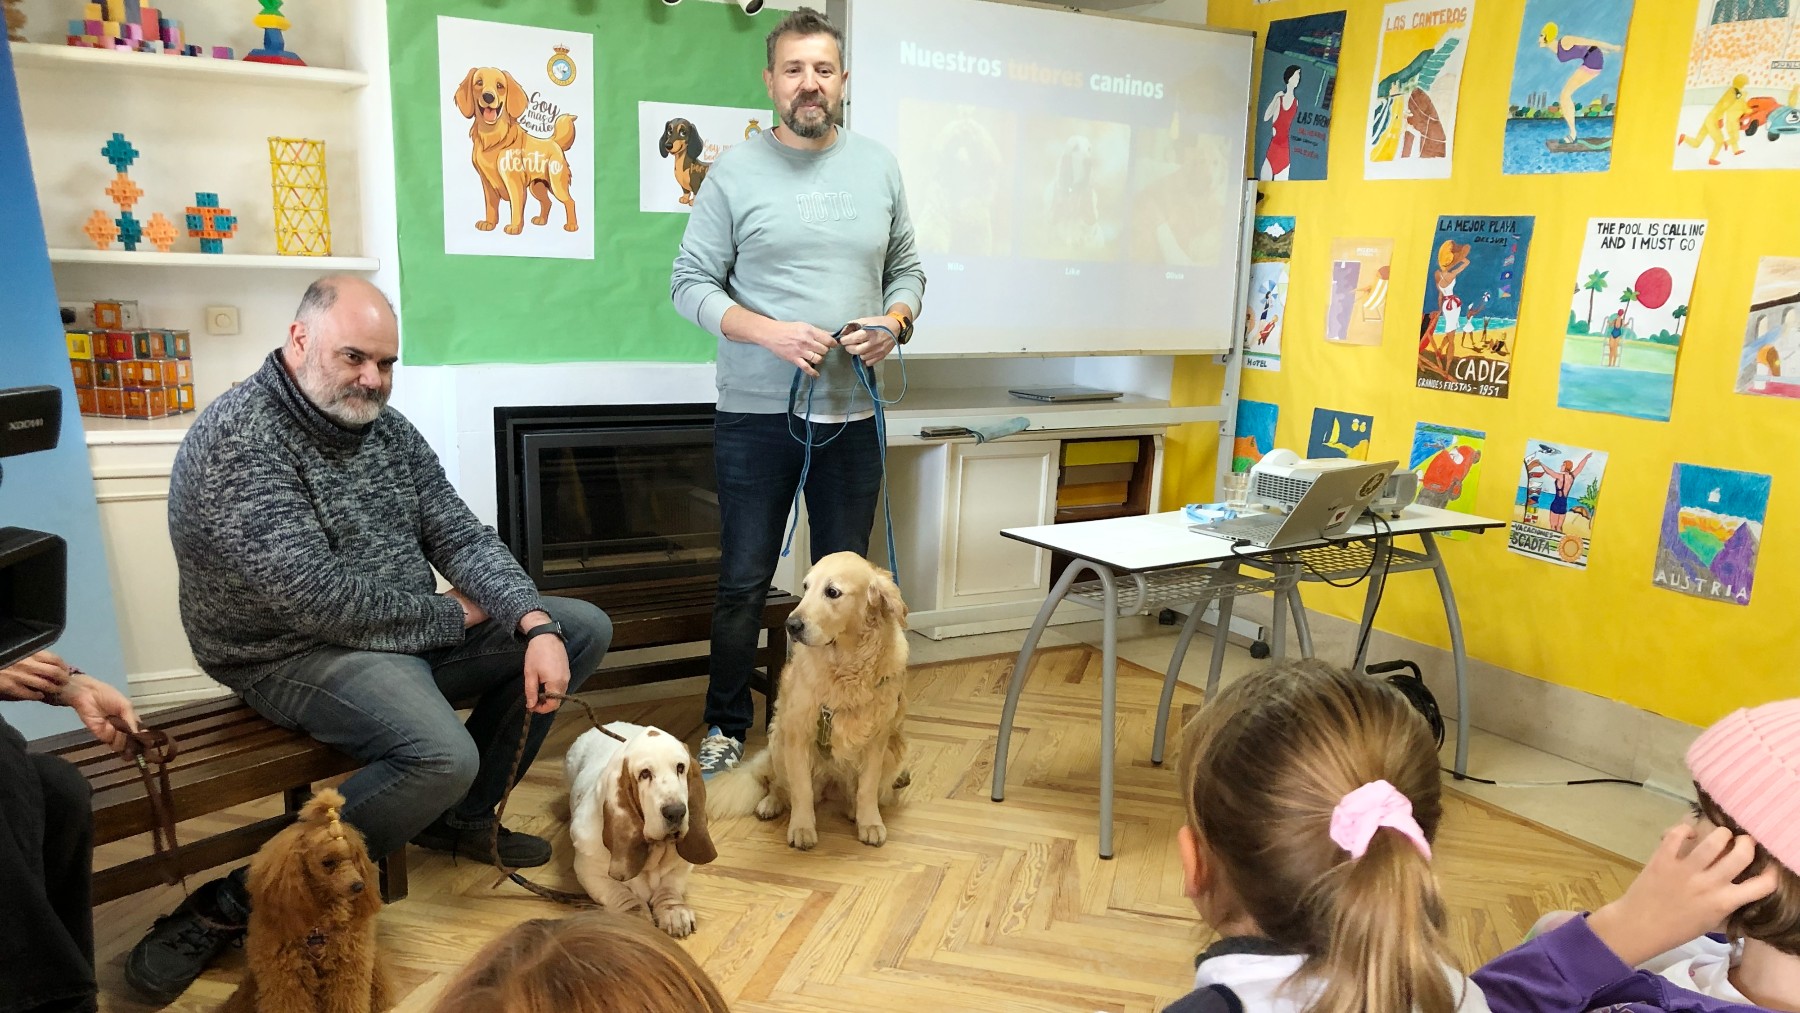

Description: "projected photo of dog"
899 101 1015 258
1019 116 1129 261
1128 120 1232 268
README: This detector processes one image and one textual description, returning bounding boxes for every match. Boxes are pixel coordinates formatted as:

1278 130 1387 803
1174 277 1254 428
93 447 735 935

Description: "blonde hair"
1540 22 1558 45
1181 660 1460 1013
430 912 730 1013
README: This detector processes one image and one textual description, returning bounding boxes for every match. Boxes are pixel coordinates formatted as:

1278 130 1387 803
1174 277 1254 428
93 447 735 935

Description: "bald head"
285 275 399 428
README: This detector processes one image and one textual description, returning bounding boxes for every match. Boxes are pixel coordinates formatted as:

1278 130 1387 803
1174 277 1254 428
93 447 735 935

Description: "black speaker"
1368 659 1444 750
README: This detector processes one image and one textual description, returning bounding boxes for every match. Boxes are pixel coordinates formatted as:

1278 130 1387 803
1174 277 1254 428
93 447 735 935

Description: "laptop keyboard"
1197 514 1286 544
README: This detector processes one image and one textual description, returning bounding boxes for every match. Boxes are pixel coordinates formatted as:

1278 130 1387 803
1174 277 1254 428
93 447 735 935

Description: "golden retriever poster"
437 16 593 259
636 101 770 213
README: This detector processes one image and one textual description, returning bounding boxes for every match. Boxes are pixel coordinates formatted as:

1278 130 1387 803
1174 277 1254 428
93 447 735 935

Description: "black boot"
123 868 249 1003
412 815 553 868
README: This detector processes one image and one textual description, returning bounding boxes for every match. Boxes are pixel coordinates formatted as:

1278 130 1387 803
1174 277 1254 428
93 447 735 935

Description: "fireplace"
495 404 720 591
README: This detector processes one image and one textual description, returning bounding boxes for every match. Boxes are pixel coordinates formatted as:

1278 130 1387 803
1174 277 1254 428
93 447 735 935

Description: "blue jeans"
237 596 612 857
708 410 883 740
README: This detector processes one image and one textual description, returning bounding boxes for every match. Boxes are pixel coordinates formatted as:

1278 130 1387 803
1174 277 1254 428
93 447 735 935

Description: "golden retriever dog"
452 66 578 235
220 789 391 1013
658 118 711 206
566 722 716 938
711 552 911 850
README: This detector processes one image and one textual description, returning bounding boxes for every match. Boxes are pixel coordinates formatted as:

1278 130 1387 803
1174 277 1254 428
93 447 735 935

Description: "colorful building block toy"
185 191 238 254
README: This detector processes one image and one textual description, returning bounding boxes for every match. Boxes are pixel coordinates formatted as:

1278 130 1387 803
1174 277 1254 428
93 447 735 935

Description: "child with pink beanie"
1474 697 1800 1012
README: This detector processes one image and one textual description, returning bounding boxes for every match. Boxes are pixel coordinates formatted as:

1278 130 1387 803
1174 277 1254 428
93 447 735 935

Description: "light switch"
205 305 240 335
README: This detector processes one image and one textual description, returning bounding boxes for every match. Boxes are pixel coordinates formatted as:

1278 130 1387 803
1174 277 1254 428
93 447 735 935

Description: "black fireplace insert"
495 404 719 591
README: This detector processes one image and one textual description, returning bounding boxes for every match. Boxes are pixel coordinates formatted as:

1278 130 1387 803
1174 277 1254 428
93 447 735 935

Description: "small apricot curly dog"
219 788 393 1013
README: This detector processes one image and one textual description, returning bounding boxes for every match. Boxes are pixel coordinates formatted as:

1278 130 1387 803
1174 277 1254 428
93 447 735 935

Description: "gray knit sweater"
168 350 542 690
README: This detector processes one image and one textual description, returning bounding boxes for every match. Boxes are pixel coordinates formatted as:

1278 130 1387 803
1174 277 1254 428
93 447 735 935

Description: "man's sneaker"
124 869 250 1003
412 816 553 868
698 726 743 781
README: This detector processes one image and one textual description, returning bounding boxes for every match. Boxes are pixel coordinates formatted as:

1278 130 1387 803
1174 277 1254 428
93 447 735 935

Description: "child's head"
1686 698 1800 955
1178 660 1456 1013
429 911 730 1013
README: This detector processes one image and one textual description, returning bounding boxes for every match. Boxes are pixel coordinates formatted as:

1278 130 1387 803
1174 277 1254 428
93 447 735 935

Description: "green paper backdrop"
388 1 786 365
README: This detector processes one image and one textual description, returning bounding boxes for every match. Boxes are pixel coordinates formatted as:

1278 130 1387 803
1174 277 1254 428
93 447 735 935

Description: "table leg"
1288 582 1314 659
1351 538 1393 674
1269 565 1290 659
1206 566 1240 700
1154 565 1233 765
1418 533 1472 777
1098 566 1119 860
992 560 1087 803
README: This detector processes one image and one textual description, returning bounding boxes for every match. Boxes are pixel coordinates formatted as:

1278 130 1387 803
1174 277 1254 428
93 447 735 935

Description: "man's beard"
296 352 388 428
783 92 839 139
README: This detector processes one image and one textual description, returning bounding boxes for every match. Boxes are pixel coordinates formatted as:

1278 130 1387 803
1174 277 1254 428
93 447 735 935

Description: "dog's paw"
504 224 524 236
532 214 550 226
655 903 697 938
858 821 887 847
787 823 818 850
754 795 785 821
475 221 496 232
892 769 913 790
564 223 579 233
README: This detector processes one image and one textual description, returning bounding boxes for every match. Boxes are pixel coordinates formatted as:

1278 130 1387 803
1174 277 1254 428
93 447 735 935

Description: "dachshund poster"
437 16 593 259
636 101 770 213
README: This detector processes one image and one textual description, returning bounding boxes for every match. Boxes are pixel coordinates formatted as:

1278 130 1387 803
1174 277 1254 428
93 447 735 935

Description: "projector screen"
845 0 1254 356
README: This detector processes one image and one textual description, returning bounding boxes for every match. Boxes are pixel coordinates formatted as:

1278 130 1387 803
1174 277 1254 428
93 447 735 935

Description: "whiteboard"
839 0 1254 356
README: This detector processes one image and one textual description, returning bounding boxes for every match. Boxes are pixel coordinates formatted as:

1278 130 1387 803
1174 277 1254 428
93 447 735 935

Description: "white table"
990 505 1503 858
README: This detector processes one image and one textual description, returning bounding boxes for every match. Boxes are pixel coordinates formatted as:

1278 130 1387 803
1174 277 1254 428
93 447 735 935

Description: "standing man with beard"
672 7 924 779
123 276 614 1003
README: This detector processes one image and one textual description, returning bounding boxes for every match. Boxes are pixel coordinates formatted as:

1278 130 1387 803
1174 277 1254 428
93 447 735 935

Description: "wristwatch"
520 620 567 646
887 311 914 345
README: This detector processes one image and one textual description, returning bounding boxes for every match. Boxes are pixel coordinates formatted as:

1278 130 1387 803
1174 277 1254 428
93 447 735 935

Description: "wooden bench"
29 585 798 905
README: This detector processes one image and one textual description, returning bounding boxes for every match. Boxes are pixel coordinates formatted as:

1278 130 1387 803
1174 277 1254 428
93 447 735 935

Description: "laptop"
1189 459 1398 548
1007 386 1123 403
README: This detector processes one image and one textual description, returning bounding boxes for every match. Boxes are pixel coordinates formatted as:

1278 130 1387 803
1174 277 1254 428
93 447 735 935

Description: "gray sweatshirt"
670 127 926 415
167 351 543 690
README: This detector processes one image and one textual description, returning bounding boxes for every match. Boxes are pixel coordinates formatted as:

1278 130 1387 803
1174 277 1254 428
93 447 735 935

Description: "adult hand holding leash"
519 610 570 715
840 318 898 366
761 319 837 377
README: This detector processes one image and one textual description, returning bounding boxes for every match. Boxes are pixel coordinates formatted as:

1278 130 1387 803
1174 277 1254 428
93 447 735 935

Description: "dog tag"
816 706 834 758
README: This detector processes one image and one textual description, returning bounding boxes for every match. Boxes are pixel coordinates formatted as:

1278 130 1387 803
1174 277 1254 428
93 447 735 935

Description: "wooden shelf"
10 42 368 91
49 248 378 271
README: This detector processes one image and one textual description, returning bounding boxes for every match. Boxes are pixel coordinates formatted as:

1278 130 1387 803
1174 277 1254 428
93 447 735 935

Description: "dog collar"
306 927 328 948
816 705 834 758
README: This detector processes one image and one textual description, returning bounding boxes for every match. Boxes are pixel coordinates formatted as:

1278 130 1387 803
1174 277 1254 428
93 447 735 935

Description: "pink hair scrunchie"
1329 779 1432 860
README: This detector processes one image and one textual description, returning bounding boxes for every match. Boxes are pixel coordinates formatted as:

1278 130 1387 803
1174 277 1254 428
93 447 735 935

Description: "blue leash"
782 323 906 586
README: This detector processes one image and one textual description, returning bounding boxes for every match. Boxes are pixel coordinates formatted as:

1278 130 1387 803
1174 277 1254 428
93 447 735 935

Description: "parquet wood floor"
92 645 1639 1012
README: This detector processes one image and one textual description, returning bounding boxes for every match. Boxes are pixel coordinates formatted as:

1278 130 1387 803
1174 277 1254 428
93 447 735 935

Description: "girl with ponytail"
1164 660 1490 1013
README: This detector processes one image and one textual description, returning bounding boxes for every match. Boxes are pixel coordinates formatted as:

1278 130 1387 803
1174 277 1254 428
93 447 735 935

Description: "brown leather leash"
107 714 186 888
489 691 624 907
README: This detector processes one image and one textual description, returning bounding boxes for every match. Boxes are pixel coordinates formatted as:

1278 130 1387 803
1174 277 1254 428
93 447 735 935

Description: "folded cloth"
969 416 1032 444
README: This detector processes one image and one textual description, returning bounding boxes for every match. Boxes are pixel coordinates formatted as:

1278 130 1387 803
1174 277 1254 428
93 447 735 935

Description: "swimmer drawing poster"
1675 2 1800 172
1325 237 1392 346
1245 216 1295 371
1416 215 1535 399
1509 439 1608 569
1557 218 1707 422
1504 0 1635 176
1653 464 1771 606
438 17 595 260
1737 257 1800 400
1254 12 1347 182
1365 0 1475 181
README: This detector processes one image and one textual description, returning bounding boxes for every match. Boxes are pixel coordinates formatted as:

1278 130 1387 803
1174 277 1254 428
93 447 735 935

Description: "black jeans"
0 716 98 1013
707 410 884 741
237 596 612 857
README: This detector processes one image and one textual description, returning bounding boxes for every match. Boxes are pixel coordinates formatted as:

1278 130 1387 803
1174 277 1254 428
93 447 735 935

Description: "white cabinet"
939 441 1058 608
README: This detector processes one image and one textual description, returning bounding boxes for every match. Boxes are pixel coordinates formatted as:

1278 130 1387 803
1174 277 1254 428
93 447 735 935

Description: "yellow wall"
1166 0 1798 728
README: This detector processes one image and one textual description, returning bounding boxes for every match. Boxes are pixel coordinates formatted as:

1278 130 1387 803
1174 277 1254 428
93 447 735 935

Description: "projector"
1366 471 1419 520
1247 449 1383 514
